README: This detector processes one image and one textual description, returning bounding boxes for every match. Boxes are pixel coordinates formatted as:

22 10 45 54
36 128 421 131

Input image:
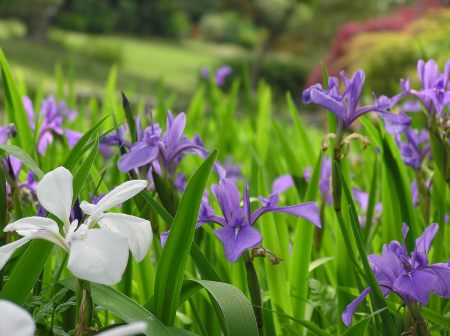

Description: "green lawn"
0 20 244 98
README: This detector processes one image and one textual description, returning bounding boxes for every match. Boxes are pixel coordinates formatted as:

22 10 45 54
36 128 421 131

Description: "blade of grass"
153 150 218 325
0 144 44 179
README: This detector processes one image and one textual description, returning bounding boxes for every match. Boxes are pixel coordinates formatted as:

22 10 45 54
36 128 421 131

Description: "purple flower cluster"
197 177 320 262
302 70 411 133
200 65 233 86
118 111 208 178
342 223 450 326
395 128 430 169
393 59 450 116
23 96 77 155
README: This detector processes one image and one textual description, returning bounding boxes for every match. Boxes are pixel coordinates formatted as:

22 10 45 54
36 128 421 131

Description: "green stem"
244 252 263 335
75 278 93 336
404 302 430 336
416 170 430 223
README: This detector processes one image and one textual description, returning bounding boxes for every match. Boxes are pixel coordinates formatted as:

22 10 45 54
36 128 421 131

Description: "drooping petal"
425 263 450 298
393 270 436 305
36 167 73 225
271 175 294 195
95 321 148 336
87 180 148 217
117 142 159 172
97 213 152 262
65 129 83 148
303 85 346 120
341 287 371 327
67 228 129 285
4 216 59 237
376 110 411 135
0 237 31 270
0 299 35 336
214 225 262 262
250 201 321 228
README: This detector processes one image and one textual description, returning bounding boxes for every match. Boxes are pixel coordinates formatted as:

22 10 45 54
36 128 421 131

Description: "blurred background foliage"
0 0 448 104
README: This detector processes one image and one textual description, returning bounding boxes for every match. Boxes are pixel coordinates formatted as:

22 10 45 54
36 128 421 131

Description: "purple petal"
271 174 294 194
352 187 369 211
425 263 450 298
22 96 35 130
417 59 439 90
65 129 83 148
166 112 186 153
376 110 411 135
117 143 159 172
214 225 262 262
250 201 321 228
211 178 241 225
393 270 436 305
414 223 438 255
302 85 346 120
342 287 371 327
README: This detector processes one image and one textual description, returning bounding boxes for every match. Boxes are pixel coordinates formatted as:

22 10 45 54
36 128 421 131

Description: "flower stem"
75 278 93 336
244 252 263 334
404 302 430 336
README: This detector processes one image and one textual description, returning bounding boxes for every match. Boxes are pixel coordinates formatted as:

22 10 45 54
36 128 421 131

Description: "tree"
0 0 64 41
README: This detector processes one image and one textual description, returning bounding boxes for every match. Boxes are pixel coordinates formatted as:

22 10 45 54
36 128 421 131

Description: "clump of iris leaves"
0 47 449 336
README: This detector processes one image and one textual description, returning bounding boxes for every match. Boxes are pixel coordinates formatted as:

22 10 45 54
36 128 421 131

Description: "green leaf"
153 150 218 325
334 162 396 334
60 279 171 336
0 48 34 156
180 280 259 336
63 115 109 170
290 153 322 322
0 164 6 231
421 306 450 329
72 137 98 203
0 144 44 179
121 92 137 143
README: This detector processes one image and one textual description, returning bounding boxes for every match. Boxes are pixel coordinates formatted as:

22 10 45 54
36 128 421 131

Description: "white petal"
98 213 152 262
0 300 35 336
4 217 68 251
36 167 73 224
0 237 31 270
67 228 129 285
95 321 147 336
89 180 147 217
4 217 59 237
79 201 96 215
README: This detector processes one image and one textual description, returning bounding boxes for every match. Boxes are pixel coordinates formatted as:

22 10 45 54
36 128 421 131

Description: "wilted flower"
0 167 152 285
197 178 321 262
342 223 450 326
395 128 430 169
302 69 411 134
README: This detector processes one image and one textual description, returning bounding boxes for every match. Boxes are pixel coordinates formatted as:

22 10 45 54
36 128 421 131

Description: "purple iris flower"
393 59 450 115
319 158 333 205
342 223 450 327
352 187 382 227
118 112 208 177
66 125 130 158
197 178 321 262
0 124 16 144
18 171 38 194
302 69 411 134
215 66 232 86
395 128 430 169
23 96 77 155
174 173 187 192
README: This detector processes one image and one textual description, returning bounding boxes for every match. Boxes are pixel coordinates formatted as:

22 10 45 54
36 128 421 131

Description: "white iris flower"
0 167 152 285
0 299 147 336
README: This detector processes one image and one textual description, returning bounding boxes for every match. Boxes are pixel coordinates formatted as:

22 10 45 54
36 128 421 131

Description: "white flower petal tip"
95 321 148 336
36 166 73 224
0 300 36 336
98 213 152 262
67 228 129 285
0 237 31 270
89 180 148 217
